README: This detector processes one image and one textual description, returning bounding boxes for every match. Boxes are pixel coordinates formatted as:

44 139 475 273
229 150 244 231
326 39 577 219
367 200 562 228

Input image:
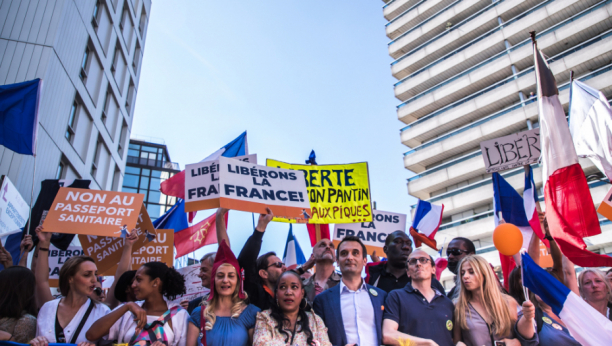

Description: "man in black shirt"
237 208 286 311
366 231 446 293
445 237 476 299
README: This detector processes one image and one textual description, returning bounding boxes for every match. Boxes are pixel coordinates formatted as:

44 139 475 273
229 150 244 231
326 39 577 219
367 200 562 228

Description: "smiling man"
313 236 387 346
296 238 341 304
382 249 455 346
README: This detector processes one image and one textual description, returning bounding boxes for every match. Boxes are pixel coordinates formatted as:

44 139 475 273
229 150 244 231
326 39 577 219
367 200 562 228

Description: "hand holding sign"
36 225 51 245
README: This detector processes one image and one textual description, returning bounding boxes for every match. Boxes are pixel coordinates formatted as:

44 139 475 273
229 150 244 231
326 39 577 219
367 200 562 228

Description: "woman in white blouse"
31 227 111 346
85 262 189 346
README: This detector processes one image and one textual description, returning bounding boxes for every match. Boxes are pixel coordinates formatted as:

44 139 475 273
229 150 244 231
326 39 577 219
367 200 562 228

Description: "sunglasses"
267 261 285 269
446 248 470 257
408 257 431 266
93 287 103 296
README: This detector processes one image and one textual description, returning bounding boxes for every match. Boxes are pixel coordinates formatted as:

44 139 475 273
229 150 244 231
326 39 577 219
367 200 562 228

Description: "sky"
131 1 417 261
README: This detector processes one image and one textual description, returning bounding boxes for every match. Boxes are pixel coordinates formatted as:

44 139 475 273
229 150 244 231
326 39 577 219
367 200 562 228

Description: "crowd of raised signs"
0 207 611 346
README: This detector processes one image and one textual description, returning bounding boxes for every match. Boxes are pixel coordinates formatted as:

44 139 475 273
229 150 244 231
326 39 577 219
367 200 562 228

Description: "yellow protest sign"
266 159 372 224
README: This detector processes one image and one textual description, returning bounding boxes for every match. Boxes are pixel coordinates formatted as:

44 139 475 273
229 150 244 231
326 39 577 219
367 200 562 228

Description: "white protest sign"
333 210 407 255
219 157 312 221
171 264 210 305
0 176 29 237
48 244 85 287
479 128 540 173
185 154 257 212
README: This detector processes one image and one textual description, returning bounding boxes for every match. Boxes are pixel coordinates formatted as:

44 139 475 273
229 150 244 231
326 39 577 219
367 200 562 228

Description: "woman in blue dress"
186 240 259 346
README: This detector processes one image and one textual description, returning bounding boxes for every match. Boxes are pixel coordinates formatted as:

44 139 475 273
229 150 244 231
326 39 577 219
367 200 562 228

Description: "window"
101 90 110 125
119 7 128 31
118 120 129 156
91 137 102 177
111 44 119 73
79 45 91 82
132 42 141 72
138 7 147 37
125 79 135 114
56 161 65 179
92 0 103 30
111 166 121 191
65 100 79 142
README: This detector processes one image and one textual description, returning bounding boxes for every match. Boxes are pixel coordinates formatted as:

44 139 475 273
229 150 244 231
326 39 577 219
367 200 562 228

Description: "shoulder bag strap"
200 306 207 346
70 300 95 344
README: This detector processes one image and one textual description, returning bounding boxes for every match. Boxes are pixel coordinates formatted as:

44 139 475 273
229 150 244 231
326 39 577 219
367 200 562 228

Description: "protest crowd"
2 32 612 346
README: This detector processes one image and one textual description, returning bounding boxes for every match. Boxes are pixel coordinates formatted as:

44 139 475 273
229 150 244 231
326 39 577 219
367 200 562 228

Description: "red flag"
410 227 438 251
499 253 515 291
174 212 227 258
532 34 612 267
160 170 186 199
306 223 330 246
434 257 448 281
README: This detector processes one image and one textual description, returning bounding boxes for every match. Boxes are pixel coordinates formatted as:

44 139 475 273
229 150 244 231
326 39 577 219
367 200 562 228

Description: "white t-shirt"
108 302 189 346
36 298 111 343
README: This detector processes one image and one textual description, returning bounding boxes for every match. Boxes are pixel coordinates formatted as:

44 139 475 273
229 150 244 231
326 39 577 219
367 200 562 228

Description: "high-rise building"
0 0 151 203
122 138 180 221
383 0 612 288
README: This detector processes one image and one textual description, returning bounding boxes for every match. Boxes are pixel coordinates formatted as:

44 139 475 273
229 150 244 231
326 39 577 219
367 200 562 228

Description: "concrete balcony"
389 0 498 59
386 0 456 39
399 45 612 144
390 0 599 81
384 0 423 21
394 3 612 104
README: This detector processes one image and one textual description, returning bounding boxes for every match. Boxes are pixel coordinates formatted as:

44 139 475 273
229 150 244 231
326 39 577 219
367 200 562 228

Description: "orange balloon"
493 223 523 256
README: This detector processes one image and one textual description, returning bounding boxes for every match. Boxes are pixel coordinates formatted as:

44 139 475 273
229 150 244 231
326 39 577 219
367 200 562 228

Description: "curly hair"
142 262 186 300
269 271 313 345
203 263 248 330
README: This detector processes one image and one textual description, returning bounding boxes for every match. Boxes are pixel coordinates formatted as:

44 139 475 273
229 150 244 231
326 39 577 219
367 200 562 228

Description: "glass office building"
122 139 180 220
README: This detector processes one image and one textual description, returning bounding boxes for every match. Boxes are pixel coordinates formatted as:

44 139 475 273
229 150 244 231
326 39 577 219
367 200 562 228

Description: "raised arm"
0 242 13 269
85 302 146 341
215 208 230 248
104 229 139 309
34 226 54 308
237 208 273 270
562 255 579 295
18 235 33 267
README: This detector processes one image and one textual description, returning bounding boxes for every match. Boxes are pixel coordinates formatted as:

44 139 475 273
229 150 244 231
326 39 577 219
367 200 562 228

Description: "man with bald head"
296 238 341 304
382 249 455 346
366 231 445 294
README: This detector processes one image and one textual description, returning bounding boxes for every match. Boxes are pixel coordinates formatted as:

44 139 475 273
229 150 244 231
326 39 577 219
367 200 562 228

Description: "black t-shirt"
368 262 447 294
384 282 455 346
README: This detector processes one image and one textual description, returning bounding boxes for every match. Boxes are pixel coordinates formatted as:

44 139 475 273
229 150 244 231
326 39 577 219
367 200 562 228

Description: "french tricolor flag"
410 200 443 250
523 166 548 247
522 252 612 345
283 225 306 270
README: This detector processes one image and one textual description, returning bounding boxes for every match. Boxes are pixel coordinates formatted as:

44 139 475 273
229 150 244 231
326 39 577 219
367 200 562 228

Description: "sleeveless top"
461 303 511 346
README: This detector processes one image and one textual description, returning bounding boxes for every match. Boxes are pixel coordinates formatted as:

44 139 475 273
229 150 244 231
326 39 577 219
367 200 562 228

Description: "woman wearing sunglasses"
31 226 110 346
453 255 536 346
186 240 260 346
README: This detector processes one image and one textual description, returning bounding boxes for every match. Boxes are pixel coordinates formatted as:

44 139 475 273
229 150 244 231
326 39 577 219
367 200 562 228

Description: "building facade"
0 0 151 203
122 138 179 221
382 0 612 288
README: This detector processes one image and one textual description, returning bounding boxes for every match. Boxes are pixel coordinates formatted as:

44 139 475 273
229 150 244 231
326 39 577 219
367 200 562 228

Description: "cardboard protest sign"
79 205 173 275
333 210 406 255
480 129 540 173
0 176 29 237
48 244 84 287
219 157 311 221
597 185 612 222
266 159 372 224
43 188 144 237
184 154 257 212
170 264 210 306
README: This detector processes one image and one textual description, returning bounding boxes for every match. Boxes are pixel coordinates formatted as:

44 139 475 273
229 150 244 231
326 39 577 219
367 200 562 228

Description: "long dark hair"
0 266 37 318
269 271 313 345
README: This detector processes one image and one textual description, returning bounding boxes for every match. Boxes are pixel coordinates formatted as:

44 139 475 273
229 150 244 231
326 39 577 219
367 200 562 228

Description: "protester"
514 272 580 346
183 252 216 314
0 235 33 268
85 262 188 346
237 208 286 311
453 255 529 346
185 240 258 346
445 237 476 299
297 238 340 304
31 226 110 346
103 229 139 309
578 268 612 321
254 270 331 346
313 236 386 346
382 249 454 346
0 266 37 343
607 268 612 286
89 278 106 303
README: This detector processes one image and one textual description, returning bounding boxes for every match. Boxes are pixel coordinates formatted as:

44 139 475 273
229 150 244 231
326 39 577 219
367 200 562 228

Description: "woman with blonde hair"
578 268 612 321
453 255 535 346
186 240 260 346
